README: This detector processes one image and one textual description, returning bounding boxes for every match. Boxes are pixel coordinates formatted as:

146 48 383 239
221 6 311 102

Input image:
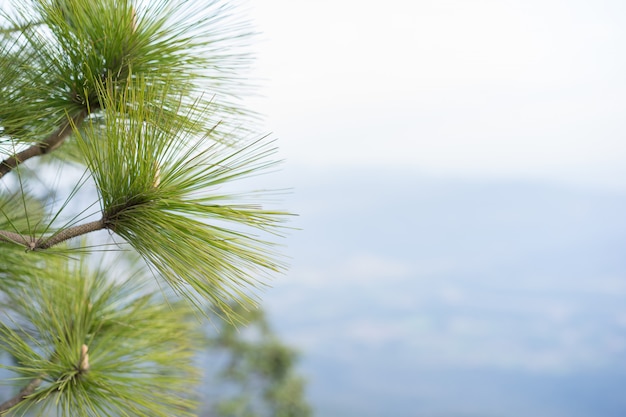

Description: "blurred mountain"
263 168 626 417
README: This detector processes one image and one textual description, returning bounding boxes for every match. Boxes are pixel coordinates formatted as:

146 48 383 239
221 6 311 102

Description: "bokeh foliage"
203 304 313 417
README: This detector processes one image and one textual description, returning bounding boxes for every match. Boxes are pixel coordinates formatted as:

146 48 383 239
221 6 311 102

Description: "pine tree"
202 303 312 417
0 1 295 415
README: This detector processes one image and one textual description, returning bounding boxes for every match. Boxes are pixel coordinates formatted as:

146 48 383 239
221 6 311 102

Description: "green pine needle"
72 75 291 318
0 257 202 417
0 1 295 412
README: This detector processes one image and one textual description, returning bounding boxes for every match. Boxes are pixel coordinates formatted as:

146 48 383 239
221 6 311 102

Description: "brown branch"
0 109 89 180
38 219 106 249
0 230 33 248
0 218 106 251
0 377 42 414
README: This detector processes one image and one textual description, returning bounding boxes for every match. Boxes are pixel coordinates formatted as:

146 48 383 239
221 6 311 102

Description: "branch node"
79 344 89 373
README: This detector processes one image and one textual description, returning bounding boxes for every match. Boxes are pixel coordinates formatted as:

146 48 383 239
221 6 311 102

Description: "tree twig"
0 377 42 414
0 109 89 179
0 218 106 251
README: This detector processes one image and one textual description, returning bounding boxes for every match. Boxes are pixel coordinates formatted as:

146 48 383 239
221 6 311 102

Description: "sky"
243 2 626 414
248 0 626 191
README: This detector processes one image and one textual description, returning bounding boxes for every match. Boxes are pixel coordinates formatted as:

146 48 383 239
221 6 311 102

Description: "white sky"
248 0 626 190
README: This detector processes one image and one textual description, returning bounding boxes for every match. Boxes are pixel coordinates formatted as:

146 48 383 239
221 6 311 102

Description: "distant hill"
263 168 626 417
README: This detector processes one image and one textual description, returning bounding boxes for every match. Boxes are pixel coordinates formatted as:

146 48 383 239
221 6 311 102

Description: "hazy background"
245 1 626 416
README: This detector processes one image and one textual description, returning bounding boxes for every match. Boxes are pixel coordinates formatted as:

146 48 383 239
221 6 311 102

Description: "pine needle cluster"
1 259 201 416
0 0 292 415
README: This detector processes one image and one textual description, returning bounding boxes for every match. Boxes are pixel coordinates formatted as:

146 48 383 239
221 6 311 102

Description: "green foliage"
0 0 290 316
0 258 201 417
0 191 46 237
0 0 252 144
203 304 313 417
73 76 289 315
0 0 308 416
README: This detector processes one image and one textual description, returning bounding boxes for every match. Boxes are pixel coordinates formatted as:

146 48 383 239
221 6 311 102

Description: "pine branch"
0 109 88 179
0 218 106 250
0 344 90 414
0 377 42 414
